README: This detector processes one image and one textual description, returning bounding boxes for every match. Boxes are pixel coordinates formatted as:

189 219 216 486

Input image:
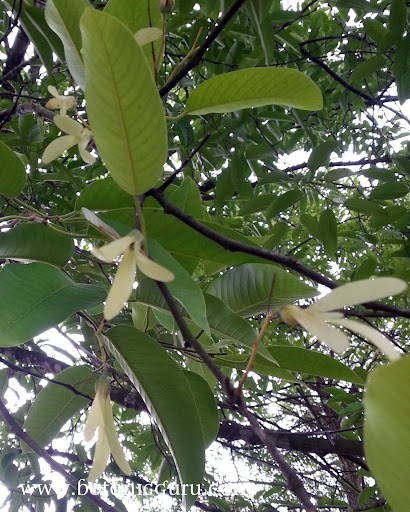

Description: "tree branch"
218 420 364 458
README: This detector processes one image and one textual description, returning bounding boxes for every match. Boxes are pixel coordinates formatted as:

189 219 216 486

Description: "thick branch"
0 397 119 512
219 420 364 458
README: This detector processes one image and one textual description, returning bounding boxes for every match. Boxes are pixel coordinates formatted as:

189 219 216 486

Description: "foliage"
0 0 409 511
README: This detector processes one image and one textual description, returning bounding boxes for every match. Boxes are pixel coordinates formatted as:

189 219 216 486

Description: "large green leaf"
134 279 276 362
0 224 74 267
215 345 365 385
104 326 205 510
364 355 410 511
0 140 26 197
104 0 162 74
182 370 219 448
207 263 318 317
184 67 323 115
80 9 167 195
23 366 97 451
0 263 105 347
147 239 210 334
44 0 89 89
75 177 134 211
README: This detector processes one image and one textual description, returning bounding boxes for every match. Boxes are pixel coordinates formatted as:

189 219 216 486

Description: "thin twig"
156 132 211 192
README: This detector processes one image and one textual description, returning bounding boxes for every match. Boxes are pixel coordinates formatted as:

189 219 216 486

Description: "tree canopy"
0 0 409 511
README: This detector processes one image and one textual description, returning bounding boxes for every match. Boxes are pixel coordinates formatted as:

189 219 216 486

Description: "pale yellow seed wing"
78 137 96 165
64 96 77 110
47 85 60 98
88 429 111 482
42 135 77 164
45 98 61 110
83 390 103 443
104 248 137 321
91 235 135 262
292 308 350 353
54 115 83 137
310 277 407 313
135 250 174 282
81 207 120 239
336 318 400 361
102 396 131 476
135 27 162 46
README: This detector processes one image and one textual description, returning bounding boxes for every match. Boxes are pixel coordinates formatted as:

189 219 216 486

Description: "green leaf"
134 279 276 362
271 346 365 384
81 9 167 195
0 263 105 347
23 5 65 62
45 0 89 89
75 177 134 211
18 8 54 74
319 209 338 256
363 19 389 47
337 0 382 13
369 182 409 200
388 0 407 43
182 370 219 448
262 222 289 250
104 0 162 75
213 353 301 383
300 214 321 240
207 263 318 317
23 366 97 451
344 197 388 217
104 325 205 510
361 167 397 182
364 355 410 512
307 140 339 172
0 224 74 267
147 239 210 334
240 194 275 216
184 67 323 116
216 346 365 385
323 167 353 182
393 35 410 104
0 140 26 197
350 55 385 83
265 190 304 219
167 177 205 219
